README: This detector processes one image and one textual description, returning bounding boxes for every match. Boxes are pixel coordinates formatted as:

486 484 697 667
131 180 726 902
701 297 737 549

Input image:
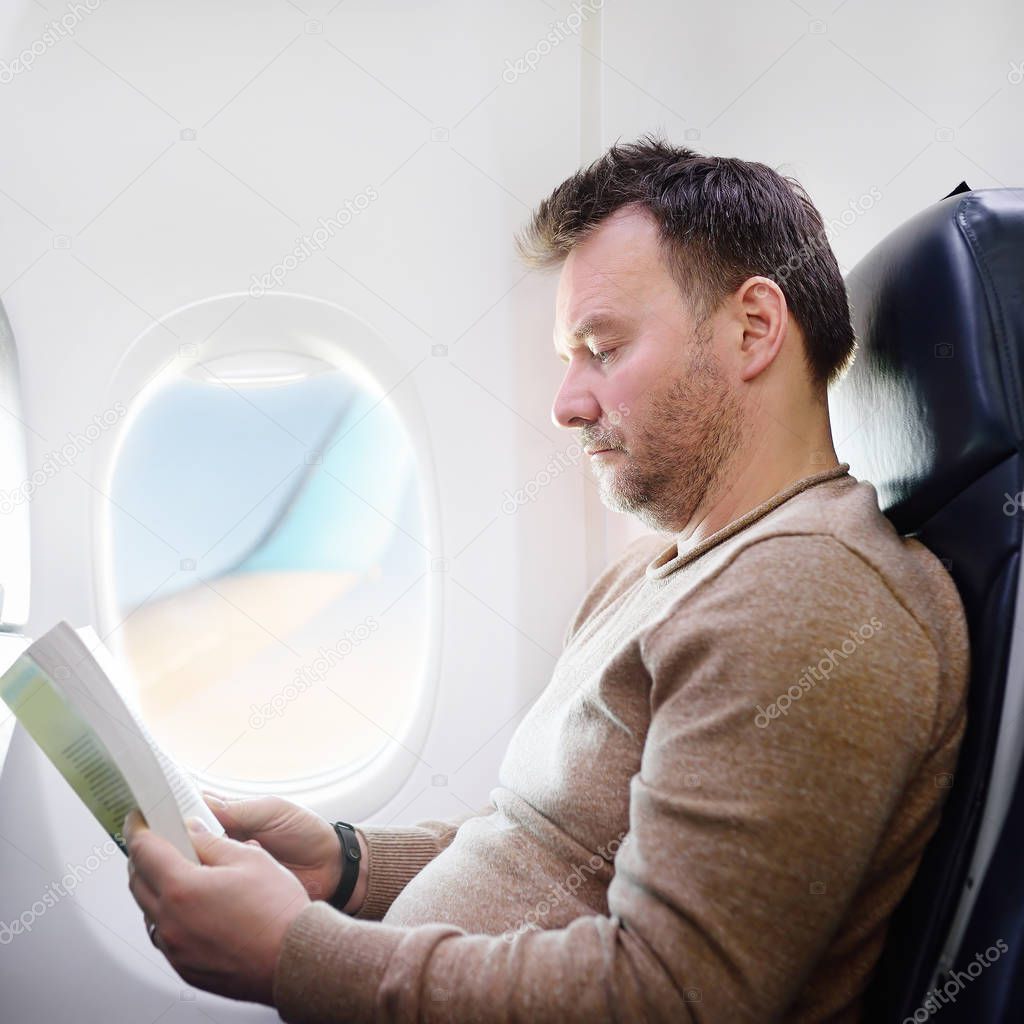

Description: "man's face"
551 205 747 534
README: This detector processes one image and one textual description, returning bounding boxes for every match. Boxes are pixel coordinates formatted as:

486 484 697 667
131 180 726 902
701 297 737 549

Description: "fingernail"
186 817 209 833
203 793 227 808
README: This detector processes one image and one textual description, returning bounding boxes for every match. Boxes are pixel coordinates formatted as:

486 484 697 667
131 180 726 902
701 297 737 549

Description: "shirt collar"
645 462 853 580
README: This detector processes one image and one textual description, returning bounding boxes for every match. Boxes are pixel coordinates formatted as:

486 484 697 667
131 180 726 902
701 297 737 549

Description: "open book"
0 621 224 863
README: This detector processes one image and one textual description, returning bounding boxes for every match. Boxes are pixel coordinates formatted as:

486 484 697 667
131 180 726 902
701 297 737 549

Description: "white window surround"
0 300 31 777
88 292 443 823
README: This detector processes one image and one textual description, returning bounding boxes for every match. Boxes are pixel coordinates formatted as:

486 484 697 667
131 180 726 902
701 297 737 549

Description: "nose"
551 364 601 430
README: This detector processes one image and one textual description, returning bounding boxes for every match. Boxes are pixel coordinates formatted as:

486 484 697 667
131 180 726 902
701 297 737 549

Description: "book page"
71 626 225 836
2 623 225 863
0 656 137 853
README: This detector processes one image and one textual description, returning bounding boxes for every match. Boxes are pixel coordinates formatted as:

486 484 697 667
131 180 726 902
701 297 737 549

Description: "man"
125 134 969 1022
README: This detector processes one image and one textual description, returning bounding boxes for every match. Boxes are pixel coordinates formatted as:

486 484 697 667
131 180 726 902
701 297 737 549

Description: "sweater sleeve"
351 802 498 921
273 534 966 1023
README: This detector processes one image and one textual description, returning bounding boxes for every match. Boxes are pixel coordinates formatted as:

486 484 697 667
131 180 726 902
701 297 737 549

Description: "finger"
200 791 238 821
202 794 283 840
185 818 257 867
122 808 146 843
200 789 233 803
128 822 194 897
127 861 160 921
146 917 169 957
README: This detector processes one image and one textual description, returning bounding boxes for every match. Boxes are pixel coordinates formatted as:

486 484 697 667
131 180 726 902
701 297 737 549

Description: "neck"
674 418 841 555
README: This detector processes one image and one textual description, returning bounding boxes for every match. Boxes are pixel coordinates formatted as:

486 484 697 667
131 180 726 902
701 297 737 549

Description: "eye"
591 348 614 364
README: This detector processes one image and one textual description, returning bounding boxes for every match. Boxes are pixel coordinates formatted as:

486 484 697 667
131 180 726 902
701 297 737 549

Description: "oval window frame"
89 292 443 820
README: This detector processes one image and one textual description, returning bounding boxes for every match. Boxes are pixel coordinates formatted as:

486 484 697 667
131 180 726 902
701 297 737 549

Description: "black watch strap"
326 820 362 911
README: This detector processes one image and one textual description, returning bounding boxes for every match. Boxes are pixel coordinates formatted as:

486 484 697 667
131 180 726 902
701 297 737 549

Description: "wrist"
326 821 364 914
342 830 368 915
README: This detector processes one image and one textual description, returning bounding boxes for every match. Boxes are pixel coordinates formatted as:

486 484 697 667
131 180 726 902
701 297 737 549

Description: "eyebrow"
554 313 626 361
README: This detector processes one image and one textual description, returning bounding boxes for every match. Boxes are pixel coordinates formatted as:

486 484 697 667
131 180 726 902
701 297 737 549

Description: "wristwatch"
326 820 362 911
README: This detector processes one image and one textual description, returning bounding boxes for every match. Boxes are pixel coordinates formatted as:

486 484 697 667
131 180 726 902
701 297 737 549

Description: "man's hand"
124 809 310 1006
200 792 349 906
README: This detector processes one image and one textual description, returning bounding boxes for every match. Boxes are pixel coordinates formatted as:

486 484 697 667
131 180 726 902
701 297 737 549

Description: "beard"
585 329 747 533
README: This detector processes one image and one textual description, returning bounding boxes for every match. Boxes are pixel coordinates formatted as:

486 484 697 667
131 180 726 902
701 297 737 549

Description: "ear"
736 276 787 382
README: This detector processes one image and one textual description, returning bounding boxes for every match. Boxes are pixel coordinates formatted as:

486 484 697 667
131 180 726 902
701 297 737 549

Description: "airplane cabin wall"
0 0 1021 1020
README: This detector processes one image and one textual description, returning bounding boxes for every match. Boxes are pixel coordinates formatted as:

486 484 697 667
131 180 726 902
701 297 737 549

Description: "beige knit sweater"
273 463 969 1023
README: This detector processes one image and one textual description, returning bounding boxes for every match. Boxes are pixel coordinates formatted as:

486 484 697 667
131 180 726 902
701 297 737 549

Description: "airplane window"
0 301 30 632
101 348 431 791
0 300 30 771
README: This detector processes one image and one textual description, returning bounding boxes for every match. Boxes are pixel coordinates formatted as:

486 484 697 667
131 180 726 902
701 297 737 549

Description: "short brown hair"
514 132 857 392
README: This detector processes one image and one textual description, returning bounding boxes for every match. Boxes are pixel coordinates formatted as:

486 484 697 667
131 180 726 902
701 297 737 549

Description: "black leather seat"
828 183 1024 1022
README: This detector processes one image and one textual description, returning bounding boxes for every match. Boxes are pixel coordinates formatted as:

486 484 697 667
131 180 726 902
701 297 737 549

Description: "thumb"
202 793 278 838
186 817 249 866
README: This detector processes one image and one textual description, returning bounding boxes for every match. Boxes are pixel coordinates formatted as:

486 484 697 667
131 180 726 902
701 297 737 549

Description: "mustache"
579 426 624 451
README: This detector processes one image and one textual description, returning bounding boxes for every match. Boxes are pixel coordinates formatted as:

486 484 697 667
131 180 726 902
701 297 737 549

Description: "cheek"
603 371 645 425
611 372 659 434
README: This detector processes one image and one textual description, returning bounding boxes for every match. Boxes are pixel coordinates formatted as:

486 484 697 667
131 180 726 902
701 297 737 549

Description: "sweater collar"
645 462 853 580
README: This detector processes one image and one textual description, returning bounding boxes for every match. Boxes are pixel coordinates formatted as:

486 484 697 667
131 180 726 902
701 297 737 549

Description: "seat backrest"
828 185 1024 1022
